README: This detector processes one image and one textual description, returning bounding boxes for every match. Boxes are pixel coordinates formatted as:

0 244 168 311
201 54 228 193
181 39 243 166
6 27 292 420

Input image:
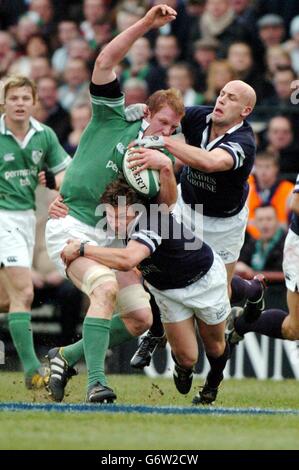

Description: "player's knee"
123 308 152 336
82 265 118 298
204 340 226 358
117 284 151 317
174 350 198 369
17 285 34 309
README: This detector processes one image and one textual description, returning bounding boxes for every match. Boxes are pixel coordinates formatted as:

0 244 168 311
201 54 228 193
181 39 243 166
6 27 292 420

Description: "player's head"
101 177 144 236
145 88 185 137
2 75 37 123
212 80 256 127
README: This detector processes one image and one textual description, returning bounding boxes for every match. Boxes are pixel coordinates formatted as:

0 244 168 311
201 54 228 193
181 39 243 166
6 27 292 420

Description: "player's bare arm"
290 192 299 214
92 5 176 85
61 239 149 271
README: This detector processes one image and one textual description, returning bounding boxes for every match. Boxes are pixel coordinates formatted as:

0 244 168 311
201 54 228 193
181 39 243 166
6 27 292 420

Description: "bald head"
226 80 257 108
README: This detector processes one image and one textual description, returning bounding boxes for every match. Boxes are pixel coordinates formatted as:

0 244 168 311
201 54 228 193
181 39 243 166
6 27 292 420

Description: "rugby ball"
122 147 160 198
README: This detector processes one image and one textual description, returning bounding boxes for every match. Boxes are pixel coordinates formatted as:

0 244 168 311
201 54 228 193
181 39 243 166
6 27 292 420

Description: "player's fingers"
133 164 147 174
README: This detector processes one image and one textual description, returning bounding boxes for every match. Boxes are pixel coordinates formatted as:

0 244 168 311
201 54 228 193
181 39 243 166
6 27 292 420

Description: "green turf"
0 373 298 450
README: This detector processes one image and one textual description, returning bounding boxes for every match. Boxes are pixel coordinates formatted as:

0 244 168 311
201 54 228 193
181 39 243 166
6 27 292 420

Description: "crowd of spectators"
1 0 299 334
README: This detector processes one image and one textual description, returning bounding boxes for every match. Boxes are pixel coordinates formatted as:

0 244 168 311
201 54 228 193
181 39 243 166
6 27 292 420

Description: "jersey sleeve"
217 133 255 171
129 212 162 254
89 79 125 122
294 174 299 193
44 127 72 174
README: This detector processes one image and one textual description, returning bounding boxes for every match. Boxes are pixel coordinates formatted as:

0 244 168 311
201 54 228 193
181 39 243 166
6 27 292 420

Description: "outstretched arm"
92 4 176 85
61 240 150 271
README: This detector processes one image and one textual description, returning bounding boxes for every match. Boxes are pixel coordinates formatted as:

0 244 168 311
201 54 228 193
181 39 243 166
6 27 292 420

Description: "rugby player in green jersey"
0 76 71 389
45 4 184 403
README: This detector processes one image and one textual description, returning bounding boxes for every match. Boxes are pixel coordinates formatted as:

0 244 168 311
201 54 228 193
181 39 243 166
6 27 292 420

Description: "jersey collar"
0 115 44 149
201 113 244 151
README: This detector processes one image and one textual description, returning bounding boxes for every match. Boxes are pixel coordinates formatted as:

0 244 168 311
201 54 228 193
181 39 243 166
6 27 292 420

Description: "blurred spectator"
257 0 299 35
29 0 56 41
191 38 219 92
257 14 285 48
64 102 92 155
265 45 291 79
146 34 180 93
236 204 287 282
247 152 294 239
227 41 274 103
121 37 152 84
167 62 204 105
115 2 145 33
30 56 53 81
37 76 71 143
230 0 258 28
261 65 297 106
0 31 16 78
25 33 49 58
262 115 299 176
123 78 149 106
284 16 299 75
58 58 90 111
191 0 251 57
0 0 27 29
14 14 41 52
204 59 236 104
52 20 80 75
81 0 109 42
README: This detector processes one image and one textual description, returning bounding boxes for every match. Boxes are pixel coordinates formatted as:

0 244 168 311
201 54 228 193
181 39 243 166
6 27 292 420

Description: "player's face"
106 205 136 237
146 106 181 136
212 84 250 127
4 86 35 124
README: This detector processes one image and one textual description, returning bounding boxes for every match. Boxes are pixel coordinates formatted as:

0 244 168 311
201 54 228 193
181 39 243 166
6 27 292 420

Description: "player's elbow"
95 51 113 71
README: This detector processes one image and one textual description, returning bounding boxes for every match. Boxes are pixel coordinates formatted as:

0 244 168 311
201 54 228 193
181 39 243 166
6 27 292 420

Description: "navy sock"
235 309 288 339
230 275 263 305
206 342 230 388
148 292 164 338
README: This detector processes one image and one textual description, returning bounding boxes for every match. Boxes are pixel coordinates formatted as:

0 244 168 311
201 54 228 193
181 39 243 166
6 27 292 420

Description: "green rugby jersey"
0 115 71 211
60 81 142 227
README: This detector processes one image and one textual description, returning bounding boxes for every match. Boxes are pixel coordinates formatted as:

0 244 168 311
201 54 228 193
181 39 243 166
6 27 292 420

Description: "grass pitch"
0 373 298 450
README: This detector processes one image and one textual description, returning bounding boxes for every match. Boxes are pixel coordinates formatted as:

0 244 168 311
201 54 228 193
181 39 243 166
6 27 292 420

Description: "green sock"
83 316 111 388
8 312 41 376
62 314 134 367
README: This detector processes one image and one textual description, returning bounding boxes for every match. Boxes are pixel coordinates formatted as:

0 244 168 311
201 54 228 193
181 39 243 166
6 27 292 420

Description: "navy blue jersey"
290 174 299 236
180 106 256 217
128 210 214 290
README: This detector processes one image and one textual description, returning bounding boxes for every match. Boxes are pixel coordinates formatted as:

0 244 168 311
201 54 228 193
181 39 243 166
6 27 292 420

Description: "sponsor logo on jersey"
106 160 119 173
3 153 15 162
32 149 43 165
116 143 125 155
7 256 17 263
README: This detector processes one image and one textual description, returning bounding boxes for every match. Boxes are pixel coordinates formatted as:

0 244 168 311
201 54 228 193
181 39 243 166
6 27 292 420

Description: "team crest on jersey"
3 153 15 162
116 143 125 155
31 149 43 164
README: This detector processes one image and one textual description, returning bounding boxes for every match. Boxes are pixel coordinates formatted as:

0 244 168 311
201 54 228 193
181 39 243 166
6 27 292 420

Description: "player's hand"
38 169 56 189
144 4 177 29
61 239 81 268
128 136 165 149
49 195 69 219
124 103 148 122
45 270 64 287
127 147 171 173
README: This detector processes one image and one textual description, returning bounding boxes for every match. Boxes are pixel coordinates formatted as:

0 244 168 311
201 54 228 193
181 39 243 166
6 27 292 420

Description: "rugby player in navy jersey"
61 177 231 405
128 80 268 368
226 174 299 347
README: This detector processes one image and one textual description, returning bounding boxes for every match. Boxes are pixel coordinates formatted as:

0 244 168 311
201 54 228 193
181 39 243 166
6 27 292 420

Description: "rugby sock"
206 342 230 388
8 312 41 376
235 309 288 339
230 275 263 304
62 314 134 366
83 316 111 388
148 294 164 338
